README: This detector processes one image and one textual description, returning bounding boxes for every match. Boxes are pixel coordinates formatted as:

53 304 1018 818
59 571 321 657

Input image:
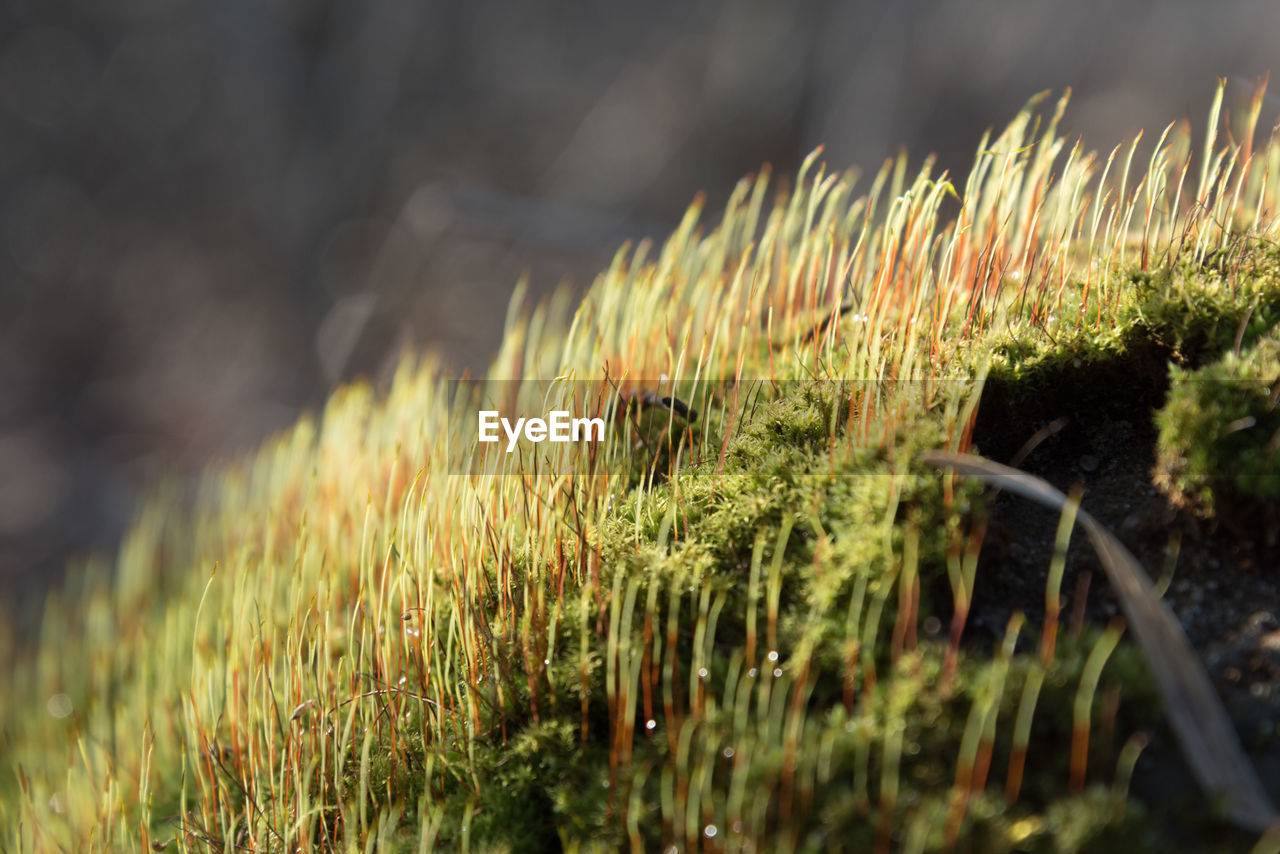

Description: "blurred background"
2 0 1279 632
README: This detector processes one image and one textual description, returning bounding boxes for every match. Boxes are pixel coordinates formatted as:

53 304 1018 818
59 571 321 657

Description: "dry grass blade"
923 450 1279 834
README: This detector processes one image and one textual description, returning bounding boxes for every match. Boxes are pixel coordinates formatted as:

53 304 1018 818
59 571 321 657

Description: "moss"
7 88 1280 853
1128 245 1280 364
361 372 1185 851
1155 327 1280 518
487 381 1184 852
977 239 1280 523
988 244 1280 382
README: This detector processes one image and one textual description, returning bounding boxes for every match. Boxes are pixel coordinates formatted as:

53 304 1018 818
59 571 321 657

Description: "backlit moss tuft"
1156 326 1280 515
4 83 1280 852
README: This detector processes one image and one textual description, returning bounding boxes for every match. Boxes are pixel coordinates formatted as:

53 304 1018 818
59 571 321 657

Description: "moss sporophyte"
8 81 1280 852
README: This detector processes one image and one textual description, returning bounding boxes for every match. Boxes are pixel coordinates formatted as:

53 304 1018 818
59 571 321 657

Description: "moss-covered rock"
5 86 1280 853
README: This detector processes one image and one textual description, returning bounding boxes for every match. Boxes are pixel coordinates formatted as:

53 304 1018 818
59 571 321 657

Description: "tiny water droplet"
767 650 778 662
698 668 708 679
646 719 656 731
748 668 758 678
46 694 72 719
723 747 734 758
704 824 718 839
773 668 783 678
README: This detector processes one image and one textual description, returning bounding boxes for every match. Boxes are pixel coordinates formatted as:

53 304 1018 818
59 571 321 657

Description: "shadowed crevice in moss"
969 245 1280 628
959 251 1280 846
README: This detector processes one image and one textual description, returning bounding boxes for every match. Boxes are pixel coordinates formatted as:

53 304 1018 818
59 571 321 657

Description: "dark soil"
967 343 1280 839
